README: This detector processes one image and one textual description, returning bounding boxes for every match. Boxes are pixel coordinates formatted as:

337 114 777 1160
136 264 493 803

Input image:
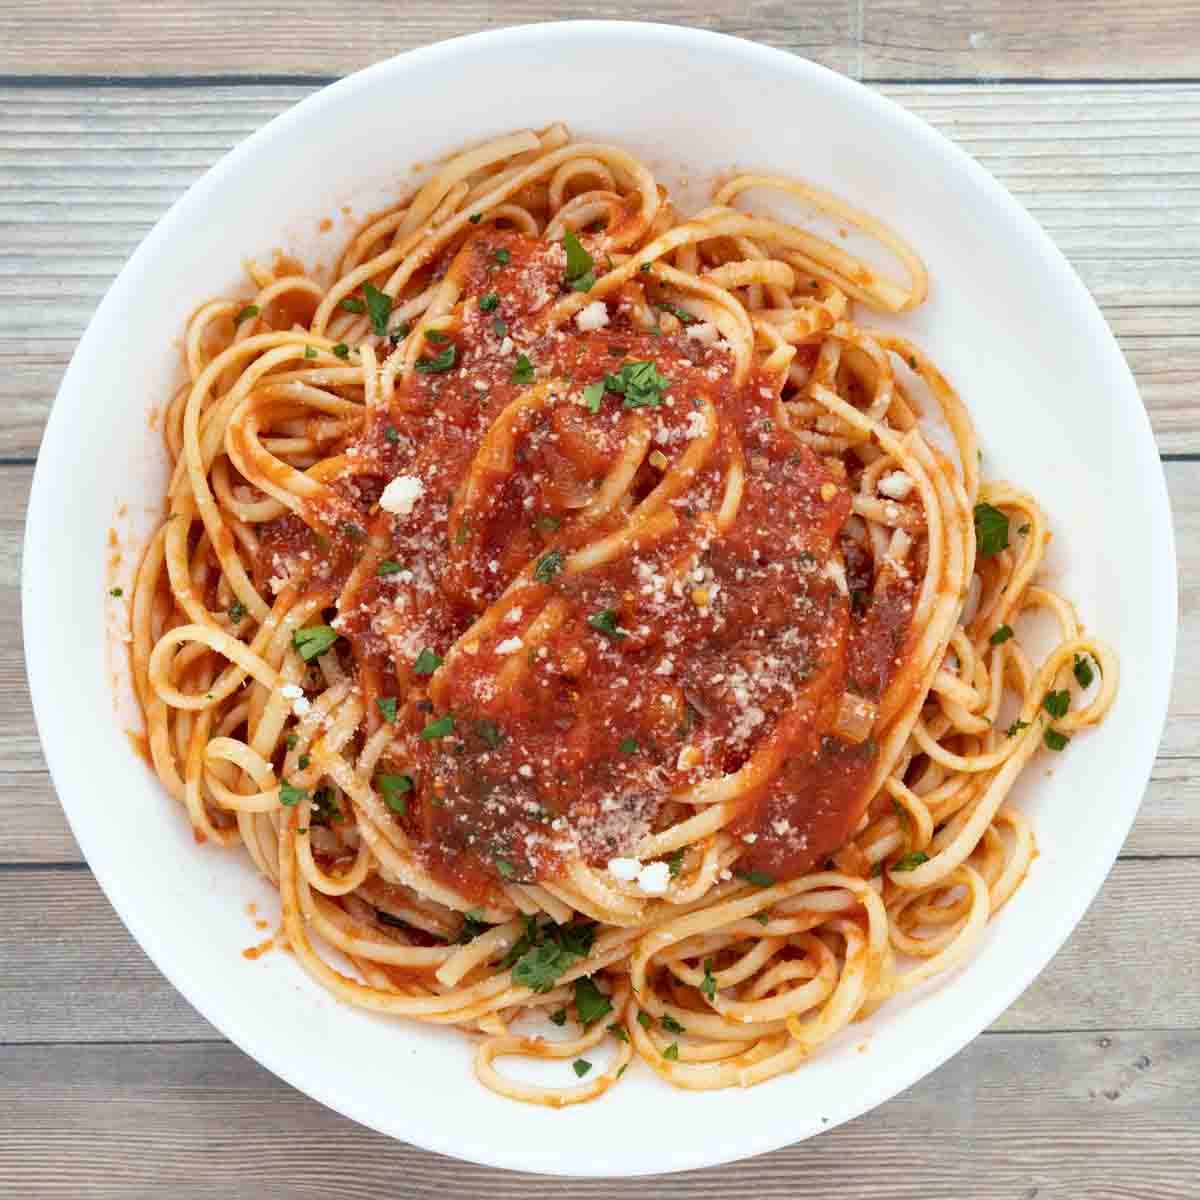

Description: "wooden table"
3 4 1197 1195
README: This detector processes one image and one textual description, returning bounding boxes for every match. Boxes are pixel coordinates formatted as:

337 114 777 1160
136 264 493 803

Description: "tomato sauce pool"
255 229 917 902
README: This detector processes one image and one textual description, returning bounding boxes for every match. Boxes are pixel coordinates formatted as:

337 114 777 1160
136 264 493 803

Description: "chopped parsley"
657 302 697 325
509 922 596 992
608 1022 630 1043
362 282 392 337
415 345 456 373
1044 727 1070 752
562 231 595 292
479 292 500 312
892 851 929 872
973 503 1009 557
662 1043 680 1061
228 599 245 623
297 754 310 769
311 786 341 826
468 212 483 224
376 697 398 724
639 262 652 273
293 624 338 662
1073 653 1095 688
989 624 1014 645
234 304 259 325
285 734 298 751
533 548 564 584
700 959 717 1001
493 248 511 265
735 869 775 887
420 715 455 740
413 647 443 675
425 330 448 343
1006 718 1030 738
753 910 771 925
603 360 670 410
618 737 639 754
660 1013 686 1035
549 1008 567 1026
495 857 517 880
279 780 306 807
636 1011 652 1030
109 586 123 597
383 426 399 442
572 1059 592 1078
376 773 412 813
378 560 404 576
511 353 534 384
582 381 605 413
338 297 365 314
332 342 350 360
574 977 613 1027
474 719 503 749
304 345 317 359
456 910 489 944
667 848 685 878
587 608 625 640
492 317 507 337
1043 689 1070 719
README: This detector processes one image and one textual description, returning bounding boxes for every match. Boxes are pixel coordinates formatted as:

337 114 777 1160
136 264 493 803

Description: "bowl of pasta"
24 20 1175 1176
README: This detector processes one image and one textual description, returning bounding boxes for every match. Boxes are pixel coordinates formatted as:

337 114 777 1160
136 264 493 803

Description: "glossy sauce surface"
256 230 917 901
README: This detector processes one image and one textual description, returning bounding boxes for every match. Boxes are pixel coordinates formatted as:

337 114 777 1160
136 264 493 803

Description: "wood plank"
1 1031 1194 1196
2 1 1198 81
3 83 1197 456
0 2 862 80
862 1 1200 80
1 857 1194 1046
8 458 1198 862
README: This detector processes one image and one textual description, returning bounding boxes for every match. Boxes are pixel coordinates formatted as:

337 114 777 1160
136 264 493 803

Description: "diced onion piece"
833 692 877 744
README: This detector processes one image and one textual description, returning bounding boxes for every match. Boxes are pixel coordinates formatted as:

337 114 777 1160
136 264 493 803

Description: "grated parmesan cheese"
575 301 610 332
379 475 424 516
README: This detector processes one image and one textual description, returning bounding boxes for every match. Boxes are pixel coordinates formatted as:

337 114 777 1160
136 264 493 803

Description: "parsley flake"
660 1013 686 1035
1073 653 1095 689
892 851 929 872
1006 718 1030 738
587 608 625 640
572 1058 592 1078
549 1008 567 1026
637 1011 652 1030
989 624 1014 645
420 715 455 740
533 548 564 584
700 959 717 1000
511 353 534 384
413 647 443 675
618 737 639 754
228 599 245 623
563 231 595 293
293 625 338 662
574 977 613 1028
332 342 350 360
604 360 670 410
415 345 456 374
279 781 306 807
1043 689 1070 719
234 304 259 326
474 719 503 749
363 282 392 338
583 381 605 413
974 503 1010 557
735 869 775 887
479 292 500 312
493 248 511 265
376 773 412 813
662 1043 680 1061
667 848 685 878
376 697 398 724
338 297 365 314
378 560 404 575
1044 727 1070 752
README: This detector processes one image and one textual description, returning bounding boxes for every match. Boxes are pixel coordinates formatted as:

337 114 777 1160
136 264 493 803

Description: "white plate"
24 21 1176 1177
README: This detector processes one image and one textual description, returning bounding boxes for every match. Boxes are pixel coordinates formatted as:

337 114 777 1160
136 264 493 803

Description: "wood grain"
2 1 1199 81
3 83 1197 457
1 857 1195 1046
1 1032 1195 1197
